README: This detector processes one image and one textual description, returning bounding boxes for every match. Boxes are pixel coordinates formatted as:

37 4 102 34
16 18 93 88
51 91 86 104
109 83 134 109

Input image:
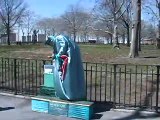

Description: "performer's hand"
47 56 52 58
55 54 60 59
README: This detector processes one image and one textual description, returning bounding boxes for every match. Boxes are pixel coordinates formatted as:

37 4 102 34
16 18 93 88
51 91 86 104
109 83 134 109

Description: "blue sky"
24 0 95 18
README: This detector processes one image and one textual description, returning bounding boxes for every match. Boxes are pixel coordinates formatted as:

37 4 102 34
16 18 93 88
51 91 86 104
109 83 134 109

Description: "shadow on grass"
143 56 158 58
0 107 15 111
92 102 114 119
113 80 160 120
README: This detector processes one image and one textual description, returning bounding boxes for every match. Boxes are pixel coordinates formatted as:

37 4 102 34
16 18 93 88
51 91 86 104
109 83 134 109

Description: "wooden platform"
31 96 94 120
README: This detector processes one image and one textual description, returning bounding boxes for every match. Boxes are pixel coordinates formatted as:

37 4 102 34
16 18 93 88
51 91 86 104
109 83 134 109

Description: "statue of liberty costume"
45 34 86 101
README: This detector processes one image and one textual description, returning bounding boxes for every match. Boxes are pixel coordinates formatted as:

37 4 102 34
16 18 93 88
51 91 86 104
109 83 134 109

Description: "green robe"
45 35 86 100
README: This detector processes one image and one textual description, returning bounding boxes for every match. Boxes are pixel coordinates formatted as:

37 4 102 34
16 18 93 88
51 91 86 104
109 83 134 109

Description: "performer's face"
45 37 54 46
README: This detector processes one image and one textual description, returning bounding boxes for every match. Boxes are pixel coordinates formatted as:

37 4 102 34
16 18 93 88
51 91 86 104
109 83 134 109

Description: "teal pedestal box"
31 96 94 120
44 73 54 88
68 101 94 120
48 101 68 116
31 99 49 113
44 65 55 88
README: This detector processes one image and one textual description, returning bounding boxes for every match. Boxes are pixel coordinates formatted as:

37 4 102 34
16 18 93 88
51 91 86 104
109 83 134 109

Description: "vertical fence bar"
4 60 6 88
14 59 17 95
90 66 92 101
21 59 23 94
1 58 3 88
95 63 97 101
146 66 148 102
39 62 42 85
42 60 46 85
129 69 132 105
119 68 121 107
104 64 107 102
100 65 102 101
35 60 38 95
85 63 88 100
31 62 34 95
24 61 27 93
135 65 137 107
110 67 112 101
28 59 30 95
124 65 127 106
17 61 20 93
7 58 10 90
156 66 160 112
151 68 154 109
113 64 117 107
11 60 14 90
140 68 143 107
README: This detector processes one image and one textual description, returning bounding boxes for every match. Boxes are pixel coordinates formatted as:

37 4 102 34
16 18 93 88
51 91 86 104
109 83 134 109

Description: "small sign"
44 68 53 74
48 102 68 116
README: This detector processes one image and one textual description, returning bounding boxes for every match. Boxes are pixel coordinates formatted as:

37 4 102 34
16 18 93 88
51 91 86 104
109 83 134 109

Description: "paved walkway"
0 93 160 120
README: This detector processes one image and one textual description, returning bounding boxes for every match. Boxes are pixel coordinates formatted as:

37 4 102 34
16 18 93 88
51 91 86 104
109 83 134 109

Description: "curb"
0 92 33 100
111 108 157 114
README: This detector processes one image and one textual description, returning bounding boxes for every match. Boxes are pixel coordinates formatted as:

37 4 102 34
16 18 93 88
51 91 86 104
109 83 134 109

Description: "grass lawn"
0 43 160 65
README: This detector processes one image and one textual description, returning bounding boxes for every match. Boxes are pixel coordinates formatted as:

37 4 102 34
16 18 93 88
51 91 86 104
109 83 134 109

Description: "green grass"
0 44 160 65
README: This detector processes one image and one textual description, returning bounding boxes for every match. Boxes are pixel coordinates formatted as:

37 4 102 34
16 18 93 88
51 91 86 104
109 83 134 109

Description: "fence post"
113 64 117 108
156 65 160 112
14 59 17 95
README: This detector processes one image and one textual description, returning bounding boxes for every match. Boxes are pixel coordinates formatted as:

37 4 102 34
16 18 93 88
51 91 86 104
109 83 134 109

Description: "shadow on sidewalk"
0 107 15 111
113 80 160 120
92 102 114 119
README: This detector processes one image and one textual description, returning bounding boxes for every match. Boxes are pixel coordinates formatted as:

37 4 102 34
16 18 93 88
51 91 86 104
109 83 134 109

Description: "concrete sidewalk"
0 93 160 120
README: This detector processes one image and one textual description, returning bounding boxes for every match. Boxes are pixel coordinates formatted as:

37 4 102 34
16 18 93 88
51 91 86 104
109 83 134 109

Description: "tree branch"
0 11 7 26
145 5 159 19
89 26 113 35
115 0 125 14
117 8 127 20
10 7 26 28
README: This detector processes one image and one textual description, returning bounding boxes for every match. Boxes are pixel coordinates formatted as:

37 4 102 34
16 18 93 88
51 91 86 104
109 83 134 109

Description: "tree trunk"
113 24 119 49
7 25 10 45
84 33 87 43
126 24 130 47
129 0 141 58
122 33 125 44
129 24 139 57
73 31 76 42
138 0 141 51
156 2 160 49
112 0 119 49
27 33 29 42
110 34 113 45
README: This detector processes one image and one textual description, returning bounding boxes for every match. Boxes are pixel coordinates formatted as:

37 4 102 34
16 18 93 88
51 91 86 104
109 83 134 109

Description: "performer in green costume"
45 34 86 100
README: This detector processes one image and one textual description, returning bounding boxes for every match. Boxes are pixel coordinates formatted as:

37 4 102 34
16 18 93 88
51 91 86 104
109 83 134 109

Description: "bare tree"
36 17 56 36
61 5 89 42
90 20 113 44
0 0 27 45
129 0 141 58
93 0 128 49
141 21 156 40
0 20 5 34
79 13 92 42
158 0 160 48
144 0 160 48
119 0 132 46
24 10 37 41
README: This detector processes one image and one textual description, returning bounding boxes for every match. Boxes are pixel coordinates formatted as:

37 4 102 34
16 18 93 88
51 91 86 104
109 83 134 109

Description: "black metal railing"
0 58 160 111
84 63 160 111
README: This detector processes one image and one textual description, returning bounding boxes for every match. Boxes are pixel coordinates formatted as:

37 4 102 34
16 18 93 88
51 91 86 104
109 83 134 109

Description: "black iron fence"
0 58 160 111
